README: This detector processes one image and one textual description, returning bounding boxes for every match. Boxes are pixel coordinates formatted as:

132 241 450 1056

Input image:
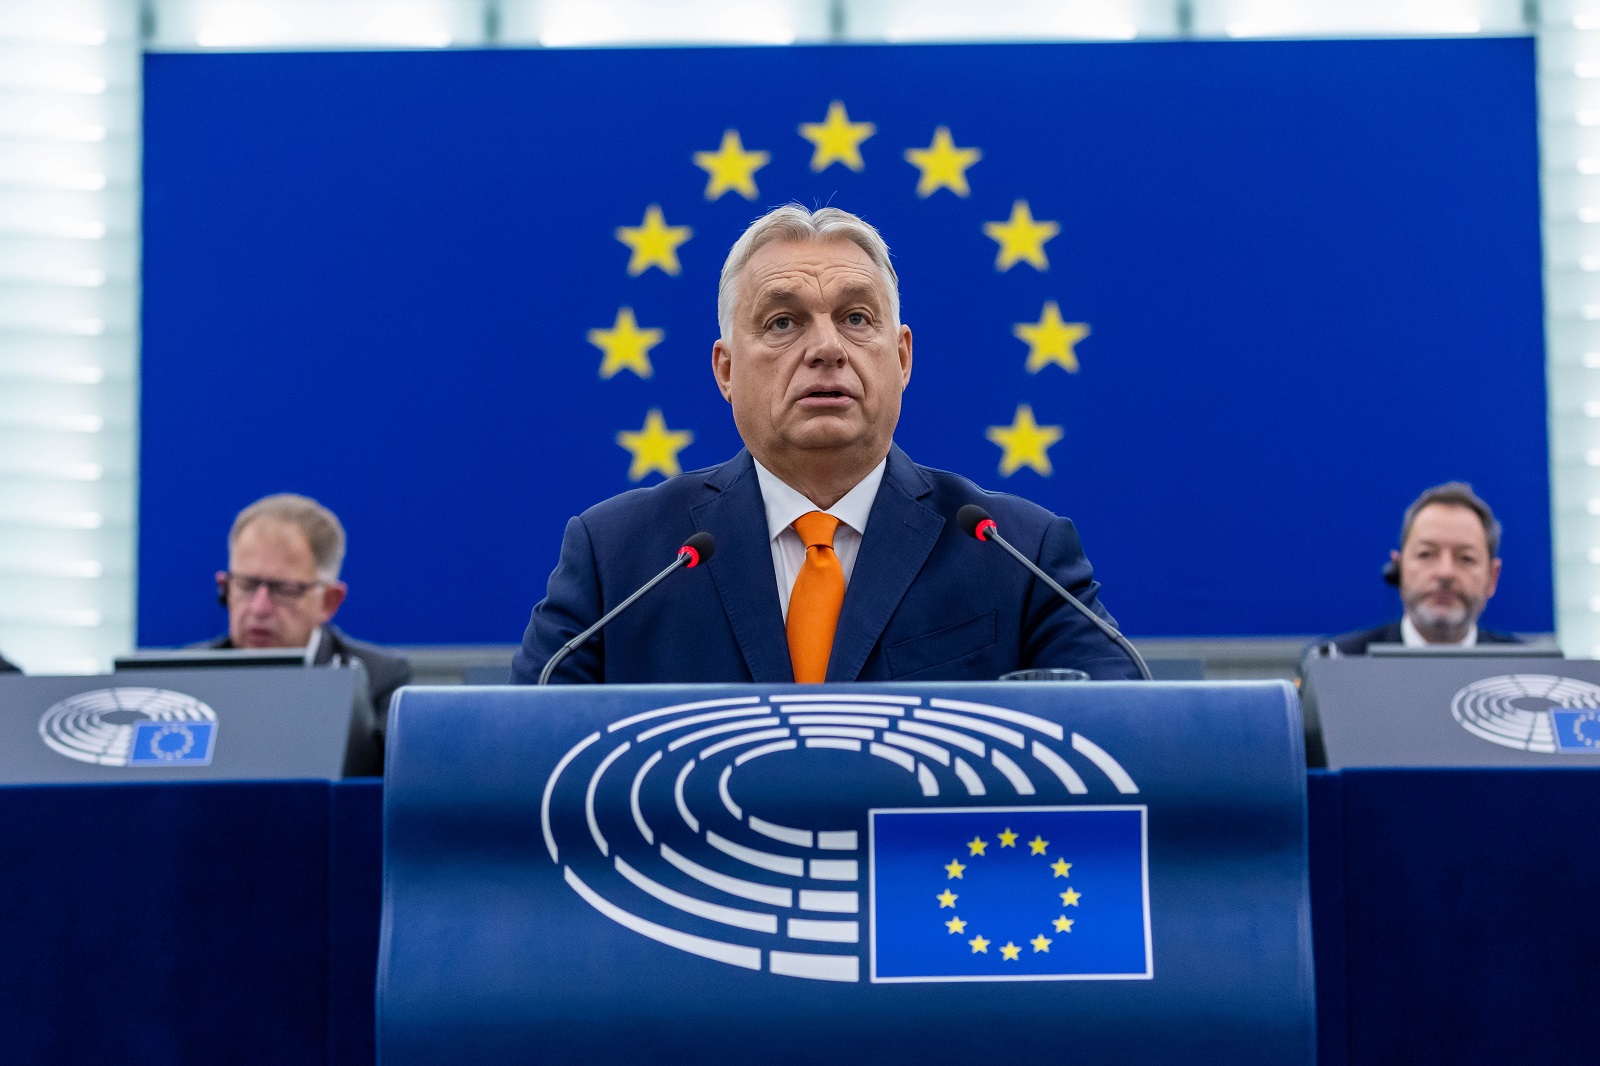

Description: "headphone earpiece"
217 583 229 607
1381 557 1401 587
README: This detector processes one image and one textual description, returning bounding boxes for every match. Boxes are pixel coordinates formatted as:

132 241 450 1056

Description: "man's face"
1394 503 1501 635
216 517 346 649
712 238 912 470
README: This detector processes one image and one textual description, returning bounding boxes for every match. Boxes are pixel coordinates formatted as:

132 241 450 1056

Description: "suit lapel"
692 451 795 683
827 446 944 682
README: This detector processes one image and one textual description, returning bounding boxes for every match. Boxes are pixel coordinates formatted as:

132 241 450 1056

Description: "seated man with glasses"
203 493 411 728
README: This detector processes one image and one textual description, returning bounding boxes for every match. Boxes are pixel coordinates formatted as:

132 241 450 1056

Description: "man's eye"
770 315 793 331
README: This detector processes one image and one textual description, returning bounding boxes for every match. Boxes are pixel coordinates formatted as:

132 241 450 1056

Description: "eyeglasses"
223 572 323 603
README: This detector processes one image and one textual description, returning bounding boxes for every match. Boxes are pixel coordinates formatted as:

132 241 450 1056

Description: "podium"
1303 655 1600 768
0 664 377 783
378 682 1313 1064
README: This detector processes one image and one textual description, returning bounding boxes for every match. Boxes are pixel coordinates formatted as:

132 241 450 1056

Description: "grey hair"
1399 481 1502 557
230 493 347 581
717 205 899 339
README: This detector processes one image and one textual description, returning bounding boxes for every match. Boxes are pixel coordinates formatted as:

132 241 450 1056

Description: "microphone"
537 532 716 685
956 504 1152 681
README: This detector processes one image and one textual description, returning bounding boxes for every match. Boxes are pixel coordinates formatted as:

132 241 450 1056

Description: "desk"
1 771 1596 1065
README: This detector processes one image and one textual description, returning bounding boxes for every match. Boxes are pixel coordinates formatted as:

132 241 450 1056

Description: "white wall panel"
0 0 137 672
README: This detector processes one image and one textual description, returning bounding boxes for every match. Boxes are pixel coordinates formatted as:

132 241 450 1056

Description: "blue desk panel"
0 771 1595 1064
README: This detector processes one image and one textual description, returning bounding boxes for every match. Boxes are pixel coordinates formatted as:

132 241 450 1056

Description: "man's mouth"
798 388 852 405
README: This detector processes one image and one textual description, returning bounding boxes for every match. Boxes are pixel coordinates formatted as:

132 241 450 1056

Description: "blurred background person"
1316 482 1518 655
204 493 411 719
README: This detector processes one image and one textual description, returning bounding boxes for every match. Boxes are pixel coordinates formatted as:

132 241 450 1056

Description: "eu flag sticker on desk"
128 720 217 766
870 806 1150 982
1552 710 1600 753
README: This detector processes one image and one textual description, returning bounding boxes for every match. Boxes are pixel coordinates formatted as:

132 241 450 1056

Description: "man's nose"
246 584 276 612
806 322 848 365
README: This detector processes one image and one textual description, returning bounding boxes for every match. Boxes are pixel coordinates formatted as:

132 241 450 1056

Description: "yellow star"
997 828 1018 848
944 858 966 879
616 409 693 482
936 889 958 909
983 200 1060 271
1051 858 1072 878
1000 941 1022 961
986 405 1064 478
799 100 875 172
587 307 662 380
1031 934 1053 953
1060 887 1082 907
966 836 988 857
615 205 692 276
945 916 967 934
1016 301 1090 374
1053 915 1074 933
904 126 982 197
692 129 769 201
1028 835 1049 855
968 934 990 954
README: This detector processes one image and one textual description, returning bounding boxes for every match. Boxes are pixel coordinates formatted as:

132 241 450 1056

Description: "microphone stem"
538 553 692 685
987 530 1153 681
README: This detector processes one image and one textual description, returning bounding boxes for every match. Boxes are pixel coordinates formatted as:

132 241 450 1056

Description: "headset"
1381 556 1401 587
217 580 229 607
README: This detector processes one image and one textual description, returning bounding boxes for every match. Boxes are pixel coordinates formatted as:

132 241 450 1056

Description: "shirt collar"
752 457 888 542
1401 614 1477 648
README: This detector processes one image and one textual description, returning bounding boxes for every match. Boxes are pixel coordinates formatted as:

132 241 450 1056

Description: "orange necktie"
787 511 845 683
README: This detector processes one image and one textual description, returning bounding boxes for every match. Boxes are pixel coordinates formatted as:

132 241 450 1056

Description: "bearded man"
1321 482 1519 653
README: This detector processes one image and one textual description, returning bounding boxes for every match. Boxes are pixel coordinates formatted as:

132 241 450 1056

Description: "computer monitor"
1365 642 1561 658
114 648 307 670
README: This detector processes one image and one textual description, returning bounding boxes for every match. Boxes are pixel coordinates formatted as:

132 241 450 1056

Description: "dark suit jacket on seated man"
1316 481 1521 657
512 205 1139 685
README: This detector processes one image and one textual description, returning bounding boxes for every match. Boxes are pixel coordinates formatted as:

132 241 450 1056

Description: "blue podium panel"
379 682 1312 1064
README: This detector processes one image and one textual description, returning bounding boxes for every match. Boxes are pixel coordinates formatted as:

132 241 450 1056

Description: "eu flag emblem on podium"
1553 710 1600 753
128 721 217 766
870 806 1150 982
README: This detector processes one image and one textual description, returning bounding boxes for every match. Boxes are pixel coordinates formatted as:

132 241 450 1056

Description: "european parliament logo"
38 687 220 768
1452 675 1600 755
541 692 1150 984
871 806 1149 982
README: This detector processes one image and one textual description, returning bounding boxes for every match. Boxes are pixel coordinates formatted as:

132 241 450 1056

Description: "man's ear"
898 324 913 389
318 582 348 624
712 340 734 402
1485 557 1502 600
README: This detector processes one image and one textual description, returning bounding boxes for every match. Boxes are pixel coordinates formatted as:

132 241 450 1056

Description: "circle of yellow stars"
936 826 1081 961
601 100 1089 483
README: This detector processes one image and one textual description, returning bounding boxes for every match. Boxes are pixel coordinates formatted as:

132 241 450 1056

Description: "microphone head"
956 504 997 542
679 531 716 568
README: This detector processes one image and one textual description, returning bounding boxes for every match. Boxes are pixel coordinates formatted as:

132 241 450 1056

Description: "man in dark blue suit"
511 206 1139 684
1312 481 1521 657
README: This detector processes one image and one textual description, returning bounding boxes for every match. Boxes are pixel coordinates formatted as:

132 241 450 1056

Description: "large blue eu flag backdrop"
140 38 1548 645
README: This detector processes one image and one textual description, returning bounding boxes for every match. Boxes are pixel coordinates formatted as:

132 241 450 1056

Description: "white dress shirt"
1401 614 1477 648
753 458 887 620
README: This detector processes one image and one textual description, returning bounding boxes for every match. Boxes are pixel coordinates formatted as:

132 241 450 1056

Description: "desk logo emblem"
540 693 1150 983
39 688 218 767
1450 674 1600 755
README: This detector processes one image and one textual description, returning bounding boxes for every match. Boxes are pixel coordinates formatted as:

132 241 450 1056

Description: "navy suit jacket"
511 446 1139 684
1323 620 1522 656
